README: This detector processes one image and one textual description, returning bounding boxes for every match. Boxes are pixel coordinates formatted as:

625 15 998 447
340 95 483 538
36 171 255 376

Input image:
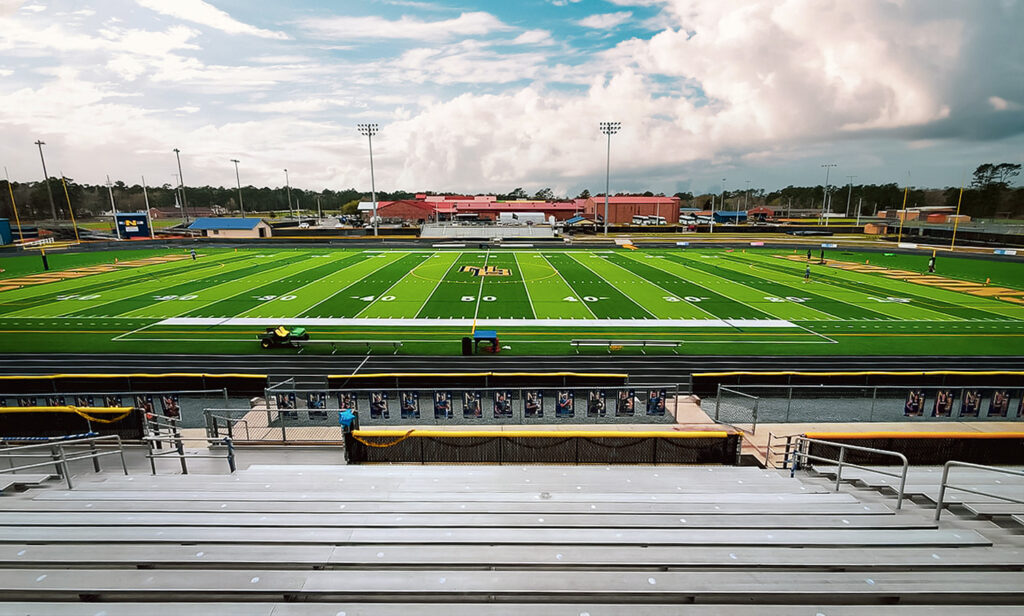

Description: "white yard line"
604 254 720 320
511 252 537 319
662 253 839 321
414 252 461 318
109 320 160 341
539 253 598 319
565 253 658 319
192 253 357 318
720 254 953 322
355 254 433 317
157 316 799 328
295 253 406 318
472 249 489 327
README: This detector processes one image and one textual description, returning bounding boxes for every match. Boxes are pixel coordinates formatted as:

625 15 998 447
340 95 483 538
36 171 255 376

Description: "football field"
1 246 1023 356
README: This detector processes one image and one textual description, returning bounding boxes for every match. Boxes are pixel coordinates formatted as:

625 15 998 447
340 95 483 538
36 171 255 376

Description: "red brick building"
583 196 680 224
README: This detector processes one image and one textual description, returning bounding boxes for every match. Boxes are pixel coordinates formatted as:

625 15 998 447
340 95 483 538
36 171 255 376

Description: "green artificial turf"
0 246 1022 356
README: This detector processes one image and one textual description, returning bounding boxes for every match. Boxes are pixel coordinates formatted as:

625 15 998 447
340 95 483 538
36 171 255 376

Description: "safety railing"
207 414 251 441
0 434 128 488
144 413 236 474
785 435 909 510
934 461 1024 520
765 432 793 469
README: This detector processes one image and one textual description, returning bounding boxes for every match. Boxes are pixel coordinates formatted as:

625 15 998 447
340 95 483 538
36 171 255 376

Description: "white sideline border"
155 317 798 328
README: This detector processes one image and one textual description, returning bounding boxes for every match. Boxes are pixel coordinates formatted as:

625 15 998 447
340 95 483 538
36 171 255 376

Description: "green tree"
576 189 591 199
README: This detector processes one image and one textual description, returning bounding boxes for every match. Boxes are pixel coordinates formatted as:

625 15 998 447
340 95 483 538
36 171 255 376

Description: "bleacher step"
0 569 1020 602
0 526 990 546
0 511 936 530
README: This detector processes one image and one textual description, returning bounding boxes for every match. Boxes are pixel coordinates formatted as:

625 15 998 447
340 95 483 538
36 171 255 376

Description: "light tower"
283 168 293 218
598 121 621 235
231 159 244 217
34 140 57 221
173 148 190 224
820 163 837 224
357 123 380 236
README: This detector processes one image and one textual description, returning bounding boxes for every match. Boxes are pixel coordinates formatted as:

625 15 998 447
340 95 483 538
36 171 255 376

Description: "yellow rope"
350 429 417 448
0 406 134 423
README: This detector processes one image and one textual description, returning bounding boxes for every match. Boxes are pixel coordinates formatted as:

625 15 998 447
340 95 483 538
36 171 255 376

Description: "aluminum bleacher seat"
0 465 1019 611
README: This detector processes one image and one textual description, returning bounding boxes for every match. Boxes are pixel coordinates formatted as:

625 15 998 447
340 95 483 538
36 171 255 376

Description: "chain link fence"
704 384 1024 424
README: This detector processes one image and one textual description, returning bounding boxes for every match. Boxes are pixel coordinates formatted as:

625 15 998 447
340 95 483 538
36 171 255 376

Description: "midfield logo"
460 265 510 277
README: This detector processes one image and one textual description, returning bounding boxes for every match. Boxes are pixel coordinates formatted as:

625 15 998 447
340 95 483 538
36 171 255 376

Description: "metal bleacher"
0 464 1022 613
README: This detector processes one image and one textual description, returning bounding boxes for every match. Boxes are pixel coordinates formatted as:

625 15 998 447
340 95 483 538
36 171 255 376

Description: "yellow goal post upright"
59 172 81 244
3 166 25 243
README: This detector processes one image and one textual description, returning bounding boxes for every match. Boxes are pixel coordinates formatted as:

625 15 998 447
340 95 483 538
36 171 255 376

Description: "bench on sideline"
570 339 681 354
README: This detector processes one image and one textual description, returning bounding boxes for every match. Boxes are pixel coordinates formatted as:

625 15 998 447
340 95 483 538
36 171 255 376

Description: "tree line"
2 163 1019 222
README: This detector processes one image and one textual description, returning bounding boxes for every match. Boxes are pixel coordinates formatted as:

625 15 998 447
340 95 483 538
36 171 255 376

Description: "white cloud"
135 0 288 40
298 11 512 42
577 12 633 29
989 96 1020 111
176 105 200 113
512 29 554 46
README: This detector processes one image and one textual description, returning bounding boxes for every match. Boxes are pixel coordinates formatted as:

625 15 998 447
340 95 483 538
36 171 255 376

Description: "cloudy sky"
1 0 1022 196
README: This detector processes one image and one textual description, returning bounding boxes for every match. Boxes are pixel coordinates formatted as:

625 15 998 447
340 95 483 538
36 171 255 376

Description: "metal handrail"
0 435 128 488
209 414 251 441
934 461 1024 520
787 435 909 510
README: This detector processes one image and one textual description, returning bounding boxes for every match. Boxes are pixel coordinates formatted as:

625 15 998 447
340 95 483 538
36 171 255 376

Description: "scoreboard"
115 212 151 239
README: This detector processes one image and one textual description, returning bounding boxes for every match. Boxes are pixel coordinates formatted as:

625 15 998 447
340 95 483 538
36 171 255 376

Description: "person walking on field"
804 264 811 283
190 249 197 260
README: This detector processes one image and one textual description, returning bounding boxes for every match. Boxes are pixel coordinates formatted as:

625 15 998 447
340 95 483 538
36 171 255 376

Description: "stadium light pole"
599 121 620 236
820 163 836 225
173 148 190 224
283 168 293 218
106 175 121 239
34 140 58 221
744 179 750 212
845 175 856 217
357 123 380 237
141 175 153 239
230 159 244 217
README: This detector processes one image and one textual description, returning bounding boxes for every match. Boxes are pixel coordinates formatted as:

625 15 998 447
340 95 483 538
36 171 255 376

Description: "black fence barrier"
348 430 741 465
0 374 267 397
329 372 629 390
805 432 1024 465
692 371 1024 398
0 407 143 440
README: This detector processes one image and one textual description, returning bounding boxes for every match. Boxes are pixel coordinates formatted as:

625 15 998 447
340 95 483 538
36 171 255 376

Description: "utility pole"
34 140 57 221
845 175 856 217
598 121 621 236
173 148 190 224
820 163 836 225
855 196 863 227
141 175 154 238
283 168 293 218
230 159 244 217
744 180 750 212
357 123 380 236
316 196 322 224
107 175 121 239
